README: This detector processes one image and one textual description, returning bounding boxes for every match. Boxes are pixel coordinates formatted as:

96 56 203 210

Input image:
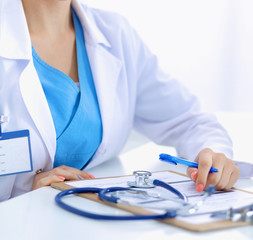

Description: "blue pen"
159 153 218 173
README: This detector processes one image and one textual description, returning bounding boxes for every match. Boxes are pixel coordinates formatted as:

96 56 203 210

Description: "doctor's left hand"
32 165 95 190
187 148 240 192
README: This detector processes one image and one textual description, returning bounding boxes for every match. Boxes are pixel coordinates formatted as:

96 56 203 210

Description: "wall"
83 0 253 112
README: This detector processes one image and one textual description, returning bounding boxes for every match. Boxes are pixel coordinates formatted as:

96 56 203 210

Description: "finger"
195 149 213 192
61 165 93 180
214 168 230 190
87 173 95 179
51 167 80 180
206 157 239 190
53 166 91 180
78 170 93 180
213 159 234 190
32 175 65 190
205 154 226 187
187 167 198 182
224 166 240 190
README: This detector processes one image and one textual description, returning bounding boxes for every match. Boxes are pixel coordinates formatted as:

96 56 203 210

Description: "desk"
0 112 252 240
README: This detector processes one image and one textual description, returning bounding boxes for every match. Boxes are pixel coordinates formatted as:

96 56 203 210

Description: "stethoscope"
55 170 214 220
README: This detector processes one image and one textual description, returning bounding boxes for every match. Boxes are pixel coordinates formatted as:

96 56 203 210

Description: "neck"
22 0 73 37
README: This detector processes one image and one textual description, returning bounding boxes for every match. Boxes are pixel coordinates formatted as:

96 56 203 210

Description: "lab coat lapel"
19 61 56 162
86 44 122 151
72 0 123 151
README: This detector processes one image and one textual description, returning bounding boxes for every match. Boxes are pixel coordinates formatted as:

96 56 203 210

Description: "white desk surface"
0 112 253 240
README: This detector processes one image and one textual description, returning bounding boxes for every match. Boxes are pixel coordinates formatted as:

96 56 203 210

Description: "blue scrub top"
32 10 103 169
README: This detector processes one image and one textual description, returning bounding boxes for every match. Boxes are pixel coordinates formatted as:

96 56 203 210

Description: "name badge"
0 129 33 177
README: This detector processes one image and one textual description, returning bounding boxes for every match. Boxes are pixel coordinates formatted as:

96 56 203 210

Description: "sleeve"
130 28 233 161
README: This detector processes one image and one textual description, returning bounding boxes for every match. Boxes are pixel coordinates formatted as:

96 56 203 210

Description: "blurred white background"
84 0 253 112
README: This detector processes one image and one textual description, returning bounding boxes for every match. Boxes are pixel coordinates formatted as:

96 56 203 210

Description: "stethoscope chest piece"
127 170 155 188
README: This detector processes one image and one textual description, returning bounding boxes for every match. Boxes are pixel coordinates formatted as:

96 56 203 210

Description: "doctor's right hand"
32 165 95 190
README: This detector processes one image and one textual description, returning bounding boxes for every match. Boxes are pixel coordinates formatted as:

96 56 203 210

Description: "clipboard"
51 170 253 232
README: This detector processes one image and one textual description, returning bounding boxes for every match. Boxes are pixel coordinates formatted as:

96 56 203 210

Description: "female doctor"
0 0 239 201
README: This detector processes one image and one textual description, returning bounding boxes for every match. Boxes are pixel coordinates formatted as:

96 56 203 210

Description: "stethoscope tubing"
153 179 188 202
55 187 177 220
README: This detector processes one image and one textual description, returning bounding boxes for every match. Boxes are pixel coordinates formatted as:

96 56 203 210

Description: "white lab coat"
0 0 233 201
